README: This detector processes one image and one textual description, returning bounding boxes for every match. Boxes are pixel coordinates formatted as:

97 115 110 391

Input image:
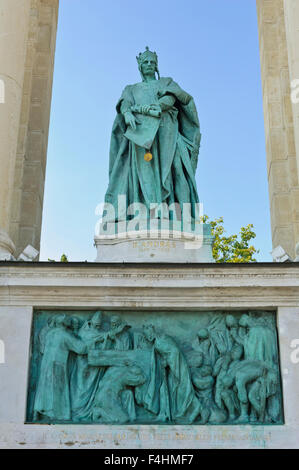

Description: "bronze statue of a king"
104 47 201 222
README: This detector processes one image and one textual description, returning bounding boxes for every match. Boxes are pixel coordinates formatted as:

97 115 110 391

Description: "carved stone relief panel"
27 310 283 425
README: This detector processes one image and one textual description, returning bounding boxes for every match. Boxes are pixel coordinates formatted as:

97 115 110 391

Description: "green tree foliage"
47 254 69 263
46 220 258 264
202 216 259 263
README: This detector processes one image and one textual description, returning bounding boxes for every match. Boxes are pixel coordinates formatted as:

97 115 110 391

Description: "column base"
0 229 16 260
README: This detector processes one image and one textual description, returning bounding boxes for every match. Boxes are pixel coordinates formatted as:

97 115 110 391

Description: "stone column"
284 0 299 196
256 0 299 259
0 0 31 259
9 0 59 257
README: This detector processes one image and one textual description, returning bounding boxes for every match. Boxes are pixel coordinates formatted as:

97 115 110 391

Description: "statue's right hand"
124 112 137 130
141 105 152 115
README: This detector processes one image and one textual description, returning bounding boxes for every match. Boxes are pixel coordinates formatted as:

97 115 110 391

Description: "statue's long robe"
243 323 278 366
143 334 200 422
34 328 87 421
70 322 107 421
108 326 135 420
242 321 281 421
104 77 201 219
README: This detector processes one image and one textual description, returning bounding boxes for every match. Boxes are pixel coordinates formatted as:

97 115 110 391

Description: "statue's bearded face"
239 314 250 329
111 317 121 330
140 57 157 76
92 320 102 330
71 318 80 331
144 326 155 342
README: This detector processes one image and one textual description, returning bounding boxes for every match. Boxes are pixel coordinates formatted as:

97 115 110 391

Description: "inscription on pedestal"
132 240 177 254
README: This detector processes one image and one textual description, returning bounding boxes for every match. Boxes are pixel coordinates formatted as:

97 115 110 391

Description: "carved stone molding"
1 263 299 307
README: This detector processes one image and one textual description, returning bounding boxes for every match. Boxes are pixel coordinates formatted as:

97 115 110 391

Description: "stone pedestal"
95 222 214 263
0 262 299 448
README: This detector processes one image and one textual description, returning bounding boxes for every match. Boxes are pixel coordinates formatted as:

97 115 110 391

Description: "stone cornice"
0 262 299 308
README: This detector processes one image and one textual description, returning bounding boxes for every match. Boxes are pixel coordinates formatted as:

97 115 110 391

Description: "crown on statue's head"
136 46 158 66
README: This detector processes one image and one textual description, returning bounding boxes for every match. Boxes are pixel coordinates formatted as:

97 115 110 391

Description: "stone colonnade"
0 1 299 259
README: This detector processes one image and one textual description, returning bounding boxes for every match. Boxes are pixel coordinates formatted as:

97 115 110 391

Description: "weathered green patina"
104 47 201 221
27 310 283 425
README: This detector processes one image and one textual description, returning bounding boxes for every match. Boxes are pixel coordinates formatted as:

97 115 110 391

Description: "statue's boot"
199 408 210 424
234 403 249 424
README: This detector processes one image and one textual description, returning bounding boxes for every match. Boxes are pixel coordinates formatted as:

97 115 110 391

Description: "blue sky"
40 0 272 262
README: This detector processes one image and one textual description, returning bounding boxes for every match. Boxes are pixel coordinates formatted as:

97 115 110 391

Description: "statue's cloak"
104 77 201 219
70 322 107 421
142 334 200 422
34 329 86 421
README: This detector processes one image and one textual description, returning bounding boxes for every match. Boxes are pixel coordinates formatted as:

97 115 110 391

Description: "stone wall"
0 262 299 448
